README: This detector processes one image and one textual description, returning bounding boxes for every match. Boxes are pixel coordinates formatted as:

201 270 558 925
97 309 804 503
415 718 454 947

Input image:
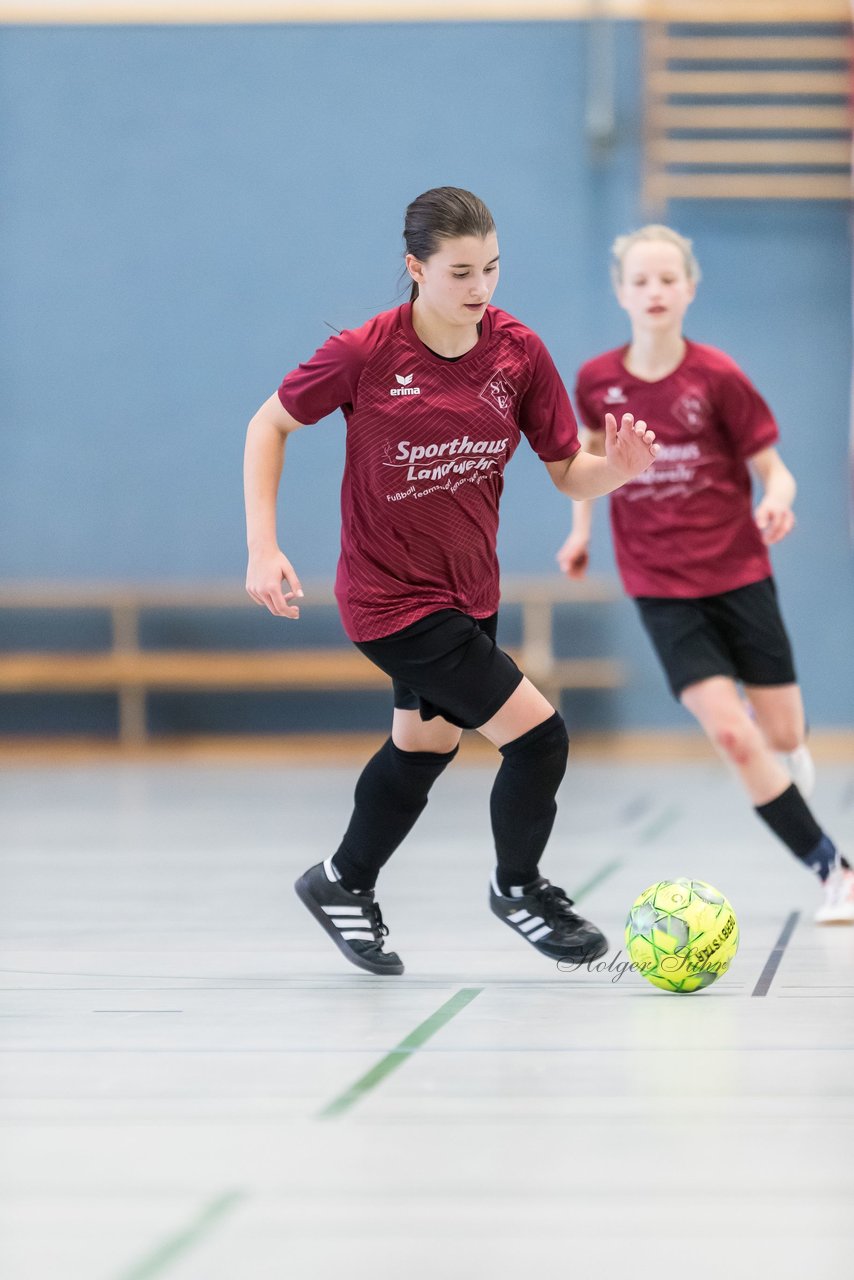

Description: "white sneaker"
814 864 854 925
781 744 816 798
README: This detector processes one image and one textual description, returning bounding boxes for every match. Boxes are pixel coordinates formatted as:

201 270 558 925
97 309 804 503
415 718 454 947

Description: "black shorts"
354 609 524 730
635 577 797 700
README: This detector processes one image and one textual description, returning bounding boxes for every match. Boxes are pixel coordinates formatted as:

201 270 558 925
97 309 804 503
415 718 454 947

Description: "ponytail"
402 187 495 300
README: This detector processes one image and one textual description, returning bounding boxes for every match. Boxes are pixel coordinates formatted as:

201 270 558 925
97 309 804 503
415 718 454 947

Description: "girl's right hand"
556 533 590 580
246 549 304 619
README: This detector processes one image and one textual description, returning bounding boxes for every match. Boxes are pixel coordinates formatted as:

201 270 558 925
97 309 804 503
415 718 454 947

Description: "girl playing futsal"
244 187 659 975
557 225 854 925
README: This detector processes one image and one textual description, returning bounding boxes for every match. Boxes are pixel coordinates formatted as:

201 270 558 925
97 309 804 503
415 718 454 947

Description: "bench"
0 578 624 746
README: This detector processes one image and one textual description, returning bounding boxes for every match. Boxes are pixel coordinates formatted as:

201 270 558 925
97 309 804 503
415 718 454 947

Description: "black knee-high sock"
332 738 458 891
490 711 569 894
755 783 849 879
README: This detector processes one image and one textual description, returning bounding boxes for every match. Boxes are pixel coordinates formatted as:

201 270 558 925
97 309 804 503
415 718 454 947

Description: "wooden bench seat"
0 578 624 745
0 649 623 693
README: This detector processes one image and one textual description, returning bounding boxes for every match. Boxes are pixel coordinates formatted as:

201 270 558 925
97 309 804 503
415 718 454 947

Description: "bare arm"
244 393 305 618
546 412 658 501
555 428 606 579
749 445 796 545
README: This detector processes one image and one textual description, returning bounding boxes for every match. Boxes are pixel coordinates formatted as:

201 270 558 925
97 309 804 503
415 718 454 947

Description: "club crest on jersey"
390 372 421 397
672 389 710 434
479 369 516 420
603 385 628 405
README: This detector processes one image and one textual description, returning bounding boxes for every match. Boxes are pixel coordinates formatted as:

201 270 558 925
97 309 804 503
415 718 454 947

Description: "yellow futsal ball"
625 879 739 993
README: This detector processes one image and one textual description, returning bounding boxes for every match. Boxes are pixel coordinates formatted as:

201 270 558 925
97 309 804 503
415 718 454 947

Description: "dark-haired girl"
244 187 659 975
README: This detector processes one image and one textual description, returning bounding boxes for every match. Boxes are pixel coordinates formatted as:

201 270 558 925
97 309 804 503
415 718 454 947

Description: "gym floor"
2 755 853 1279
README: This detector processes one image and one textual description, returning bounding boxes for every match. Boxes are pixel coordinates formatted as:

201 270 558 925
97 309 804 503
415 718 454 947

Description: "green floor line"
318 986 482 1120
572 859 621 901
636 803 681 844
115 1190 247 1280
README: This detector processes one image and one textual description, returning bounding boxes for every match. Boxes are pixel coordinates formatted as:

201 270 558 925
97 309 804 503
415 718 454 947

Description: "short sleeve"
714 362 779 459
277 329 366 426
517 334 580 462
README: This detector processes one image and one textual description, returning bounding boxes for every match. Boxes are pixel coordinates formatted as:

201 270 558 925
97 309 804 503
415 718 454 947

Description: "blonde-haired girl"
558 225 853 925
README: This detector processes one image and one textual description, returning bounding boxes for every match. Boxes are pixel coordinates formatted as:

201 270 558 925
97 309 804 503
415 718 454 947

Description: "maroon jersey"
576 341 779 598
278 303 579 640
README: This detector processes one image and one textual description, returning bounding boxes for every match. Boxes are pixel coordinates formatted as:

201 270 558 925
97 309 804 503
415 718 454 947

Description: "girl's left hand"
604 412 660 478
754 498 795 545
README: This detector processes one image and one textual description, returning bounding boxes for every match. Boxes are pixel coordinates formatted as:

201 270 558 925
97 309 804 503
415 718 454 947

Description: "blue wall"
1 22 852 728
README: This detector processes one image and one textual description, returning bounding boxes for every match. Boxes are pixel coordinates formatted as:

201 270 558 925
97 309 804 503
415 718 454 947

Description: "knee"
711 717 764 768
500 711 569 782
355 736 458 808
764 725 802 754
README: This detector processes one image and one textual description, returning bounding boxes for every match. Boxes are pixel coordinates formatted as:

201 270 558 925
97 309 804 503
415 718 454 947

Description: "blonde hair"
610 225 701 288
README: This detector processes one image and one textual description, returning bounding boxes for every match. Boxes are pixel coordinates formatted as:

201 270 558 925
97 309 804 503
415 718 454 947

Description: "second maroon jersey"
576 341 779 599
279 303 580 641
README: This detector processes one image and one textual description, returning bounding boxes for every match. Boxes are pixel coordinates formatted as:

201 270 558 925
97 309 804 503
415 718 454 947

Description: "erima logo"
390 372 421 397
604 385 627 405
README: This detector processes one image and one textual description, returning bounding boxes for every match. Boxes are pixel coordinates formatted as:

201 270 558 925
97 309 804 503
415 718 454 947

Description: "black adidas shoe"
490 875 608 963
294 861 404 976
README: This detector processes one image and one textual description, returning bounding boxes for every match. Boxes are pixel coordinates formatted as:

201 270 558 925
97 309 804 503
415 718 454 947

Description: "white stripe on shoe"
527 925 553 942
505 907 552 941
322 905 377 937
518 916 546 934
